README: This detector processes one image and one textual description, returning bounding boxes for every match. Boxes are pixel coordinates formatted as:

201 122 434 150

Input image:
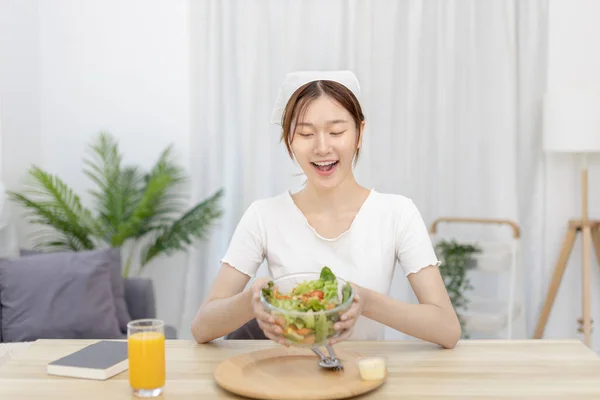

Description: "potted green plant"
435 239 481 338
8 132 224 277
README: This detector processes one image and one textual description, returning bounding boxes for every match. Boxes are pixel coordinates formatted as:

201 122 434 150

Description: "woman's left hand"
329 284 365 345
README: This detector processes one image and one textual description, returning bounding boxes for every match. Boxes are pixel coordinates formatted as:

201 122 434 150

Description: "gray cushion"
124 278 156 321
100 248 131 332
18 248 131 332
0 250 123 342
18 249 42 257
164 325 178 340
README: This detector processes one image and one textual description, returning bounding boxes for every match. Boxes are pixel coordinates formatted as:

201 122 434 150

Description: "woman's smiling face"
290 95 364 190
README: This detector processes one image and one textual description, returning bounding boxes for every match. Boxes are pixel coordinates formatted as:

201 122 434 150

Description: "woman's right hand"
250 278 288 346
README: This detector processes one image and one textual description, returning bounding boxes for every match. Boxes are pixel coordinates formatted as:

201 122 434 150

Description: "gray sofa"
0 247 177 342
122 278 178 339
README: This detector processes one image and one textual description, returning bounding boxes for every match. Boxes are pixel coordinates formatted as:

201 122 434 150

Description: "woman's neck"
299 175 370 212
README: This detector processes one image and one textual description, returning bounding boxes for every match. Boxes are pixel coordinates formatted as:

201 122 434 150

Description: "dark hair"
280 80 365 165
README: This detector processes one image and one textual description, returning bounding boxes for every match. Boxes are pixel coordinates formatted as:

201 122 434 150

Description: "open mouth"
311 161 339 174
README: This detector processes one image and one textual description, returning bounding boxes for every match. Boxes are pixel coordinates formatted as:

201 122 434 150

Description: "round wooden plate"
213 346 387 400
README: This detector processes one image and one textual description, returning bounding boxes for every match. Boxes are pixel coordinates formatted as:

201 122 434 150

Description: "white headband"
270 70 361 125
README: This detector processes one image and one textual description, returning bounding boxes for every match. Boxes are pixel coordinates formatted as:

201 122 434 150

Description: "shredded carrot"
295 328 312 336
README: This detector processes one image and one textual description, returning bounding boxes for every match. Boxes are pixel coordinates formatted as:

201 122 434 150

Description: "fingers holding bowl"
258 321 288 346
334 302 360 330
251 292 288 345
334 318 355 333
330 312 357 344
252 292 273 320
334 284 363 328
329 326 354 345
257 317 288 346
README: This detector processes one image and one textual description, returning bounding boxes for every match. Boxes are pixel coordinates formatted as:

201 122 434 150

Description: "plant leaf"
7 166 99 251
110 169 172 246
83 132 145 242
435 239 481 339
139 188 224 266
109 145 189 246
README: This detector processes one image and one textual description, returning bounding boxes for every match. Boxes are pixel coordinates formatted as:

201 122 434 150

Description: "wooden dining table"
1 338 600 399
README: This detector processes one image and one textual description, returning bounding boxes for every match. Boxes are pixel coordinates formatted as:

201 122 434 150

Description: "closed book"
47 340 128 380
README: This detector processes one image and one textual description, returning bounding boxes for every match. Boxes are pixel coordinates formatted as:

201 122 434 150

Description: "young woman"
191 71 461 349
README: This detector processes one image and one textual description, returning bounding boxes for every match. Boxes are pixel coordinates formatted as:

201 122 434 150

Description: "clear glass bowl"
259 272 354 347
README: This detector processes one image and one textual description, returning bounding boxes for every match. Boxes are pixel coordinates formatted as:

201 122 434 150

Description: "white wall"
542 0 600 345
0 0 192 333
0 0 41 195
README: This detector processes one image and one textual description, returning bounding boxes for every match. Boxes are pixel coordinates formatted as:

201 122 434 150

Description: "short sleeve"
220 202 266 278
395 199 440 276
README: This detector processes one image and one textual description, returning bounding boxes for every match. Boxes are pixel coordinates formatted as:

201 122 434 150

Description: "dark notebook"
47 340 129 380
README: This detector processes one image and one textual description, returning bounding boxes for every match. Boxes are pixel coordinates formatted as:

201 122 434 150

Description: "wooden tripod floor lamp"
533 88 600 348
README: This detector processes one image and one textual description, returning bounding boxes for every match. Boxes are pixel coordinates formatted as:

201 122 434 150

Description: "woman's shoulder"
368 190 420 214
364 190 430 230
244 191 293 216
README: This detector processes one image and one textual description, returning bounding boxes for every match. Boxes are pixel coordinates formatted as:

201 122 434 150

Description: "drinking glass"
127 319 166 398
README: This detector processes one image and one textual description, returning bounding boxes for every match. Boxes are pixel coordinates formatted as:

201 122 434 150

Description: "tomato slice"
309 290 324 300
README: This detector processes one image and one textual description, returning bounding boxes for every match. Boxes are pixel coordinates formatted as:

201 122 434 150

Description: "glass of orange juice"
127 319 166 398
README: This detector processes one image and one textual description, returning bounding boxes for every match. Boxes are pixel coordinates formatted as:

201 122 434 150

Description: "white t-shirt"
221 189 440 340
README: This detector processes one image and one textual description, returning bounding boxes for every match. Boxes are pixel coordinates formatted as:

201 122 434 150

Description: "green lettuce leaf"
320 266 336 282
342 283 352 303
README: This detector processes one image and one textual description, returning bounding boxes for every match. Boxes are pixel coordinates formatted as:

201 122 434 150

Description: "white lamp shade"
543 88 600 153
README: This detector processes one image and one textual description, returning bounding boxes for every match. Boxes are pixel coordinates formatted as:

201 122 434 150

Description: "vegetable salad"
261 266 352 345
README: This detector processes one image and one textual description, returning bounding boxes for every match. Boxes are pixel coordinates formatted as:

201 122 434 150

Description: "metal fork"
311 344 343 370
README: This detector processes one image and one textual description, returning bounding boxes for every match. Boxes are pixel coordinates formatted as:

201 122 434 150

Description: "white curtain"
181 0 549 340
0 106 20 259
